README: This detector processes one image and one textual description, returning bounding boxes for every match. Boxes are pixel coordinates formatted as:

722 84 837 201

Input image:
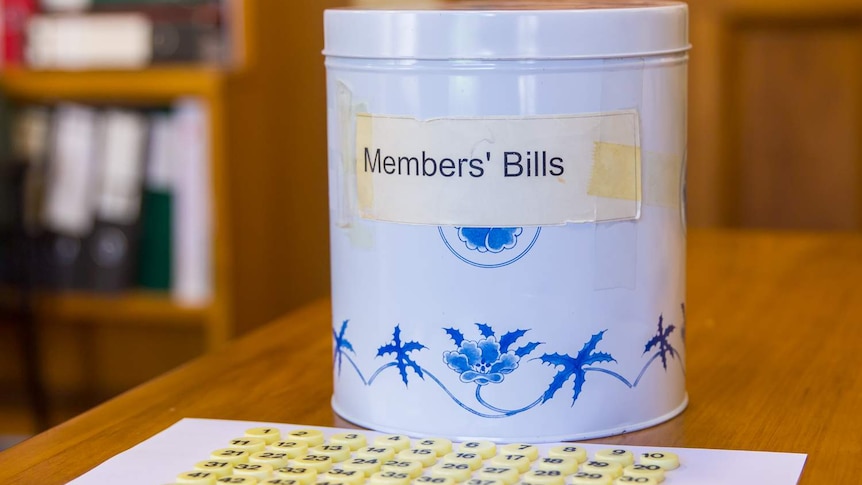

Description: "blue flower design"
458 227 523 254
443 336 520 385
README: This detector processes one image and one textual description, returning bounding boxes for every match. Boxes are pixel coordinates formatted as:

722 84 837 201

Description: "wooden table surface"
1 229 860 484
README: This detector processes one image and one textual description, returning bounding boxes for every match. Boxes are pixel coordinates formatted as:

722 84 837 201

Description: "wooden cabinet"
687 0 862 229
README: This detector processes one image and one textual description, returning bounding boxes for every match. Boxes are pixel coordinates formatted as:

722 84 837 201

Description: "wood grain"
0 230 860 484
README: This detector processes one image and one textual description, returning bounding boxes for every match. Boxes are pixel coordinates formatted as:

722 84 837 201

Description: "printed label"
355 111 641 226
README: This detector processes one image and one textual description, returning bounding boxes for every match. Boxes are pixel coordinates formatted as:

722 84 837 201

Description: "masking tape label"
355 111 641 226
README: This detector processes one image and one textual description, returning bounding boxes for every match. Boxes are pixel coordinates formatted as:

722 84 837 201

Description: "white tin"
324 1 689 441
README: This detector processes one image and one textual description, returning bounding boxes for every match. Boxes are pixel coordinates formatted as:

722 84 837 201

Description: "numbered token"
232 463 273 479
245 427 281 444
249 450 289 467
330 432 367 450
615 476 658 485
285 429 325 446
311 444 352 462
414 476 455 485
210 448 250 465
570 472 613 485
374 435 412 452
269 441 308 457
177 470 218 484
595 449 634 467
623 464 665 482
490 453 531 472
228 437 267 453
293 454 334 472
638 451 679 470
535 456 578 475
381 459 423 478
262 480 301 485
369 470 412 485
342 457 383 476
321 468 367 485
397 447 438 466
356 446 397 461
440 451 483 470
194 460 233 477
520 468 564 485
547 445 587 463
414 438 453 456
458 440 496 459
273 465 317 484
475 465 519 485
582 461 623 478
464 479 506 485
217 477 258 484
499 443 538 461
429 461 473 482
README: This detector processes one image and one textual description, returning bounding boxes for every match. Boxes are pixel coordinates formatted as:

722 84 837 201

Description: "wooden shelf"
0 67 225 102
30 291 209 327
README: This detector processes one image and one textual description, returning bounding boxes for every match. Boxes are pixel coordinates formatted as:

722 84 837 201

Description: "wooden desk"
1 229 860 484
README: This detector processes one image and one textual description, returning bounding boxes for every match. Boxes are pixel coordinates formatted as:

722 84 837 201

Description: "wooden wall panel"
688 0 862 229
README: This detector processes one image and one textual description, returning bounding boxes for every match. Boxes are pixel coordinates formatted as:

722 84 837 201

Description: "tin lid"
323 1 689 60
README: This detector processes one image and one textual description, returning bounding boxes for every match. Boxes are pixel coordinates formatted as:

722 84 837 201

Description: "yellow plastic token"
581 461 623 478
285 429 325 446
458 441 496 459
341 457 383 476
355 446 397 461
638 452 679 471
177 470 218 484
499 443 539 461
440 451 483 470
569 472 613 485
414 438 453 456
489 453 531 472
622 464 664 482
547 445 587 463
211 449 251 465
269 441 309 458
232 463 273 479
249 450 289 468
229 438 267 453
414 476 455 485
429 461 473 482
273 465 317 484
194 460 234 477
245 427 282 444
321 468 367 485
475 465 519 485
535 456 578 475
520 469 565 485
262 480 300 485
464 479 506 485
397 447 438 466
614 476 658 485
369 471 412 485
375 435 412 452
217 477 258 484
311 444 353 462
381 459 423 478
595 450 634 467
330 432 368 450
292 454 334 472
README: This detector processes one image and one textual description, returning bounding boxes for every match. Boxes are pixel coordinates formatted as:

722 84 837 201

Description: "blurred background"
0 0 860 448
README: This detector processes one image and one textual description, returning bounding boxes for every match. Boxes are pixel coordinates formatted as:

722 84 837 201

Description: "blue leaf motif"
377 325 427 387
458 227 523 254
540 330 617 405
476 323 494 338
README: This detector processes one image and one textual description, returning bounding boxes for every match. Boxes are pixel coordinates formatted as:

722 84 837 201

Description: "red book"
2 0 37 66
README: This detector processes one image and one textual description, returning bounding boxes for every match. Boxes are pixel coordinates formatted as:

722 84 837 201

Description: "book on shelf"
19 0 229 69
0 100 213 305
1 0 38 67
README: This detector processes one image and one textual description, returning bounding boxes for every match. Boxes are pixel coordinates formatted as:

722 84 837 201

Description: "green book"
136 110 173 291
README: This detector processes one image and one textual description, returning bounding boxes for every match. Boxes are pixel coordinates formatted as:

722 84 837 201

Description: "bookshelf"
0 2 252 355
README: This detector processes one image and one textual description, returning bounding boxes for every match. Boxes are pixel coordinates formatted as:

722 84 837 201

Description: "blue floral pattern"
443 337 519 385
458 227 522 253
